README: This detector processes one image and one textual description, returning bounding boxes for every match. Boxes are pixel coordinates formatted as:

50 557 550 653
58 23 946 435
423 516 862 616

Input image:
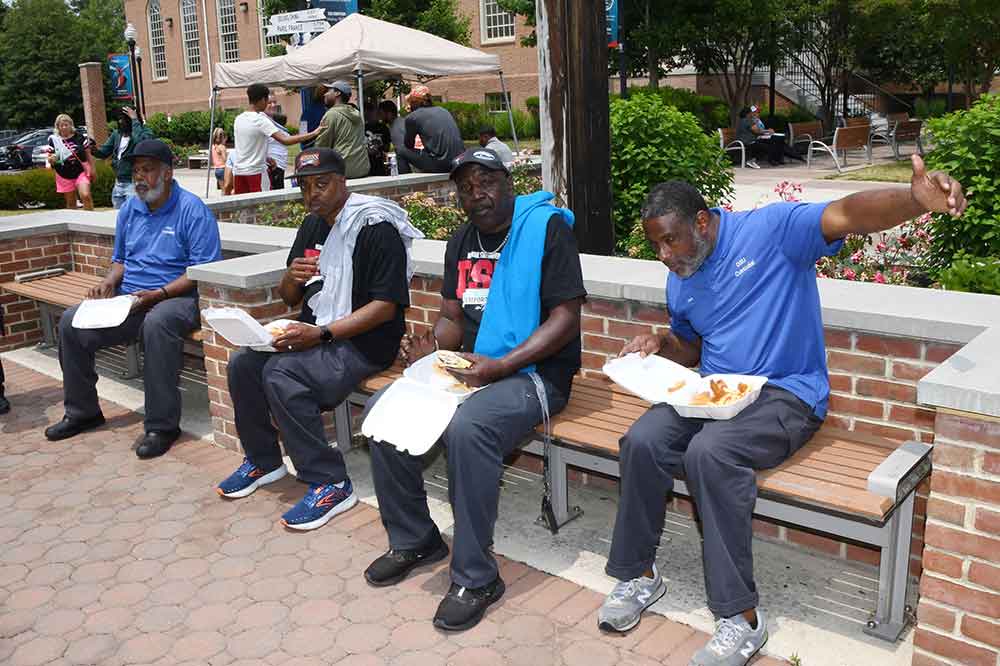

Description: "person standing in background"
47 114 95 211
314 81 370 179
211 128 228 191
92 107 153 209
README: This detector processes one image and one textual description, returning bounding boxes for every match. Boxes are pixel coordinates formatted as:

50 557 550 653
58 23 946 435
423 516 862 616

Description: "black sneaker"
364 533 449 587
432 576 505 632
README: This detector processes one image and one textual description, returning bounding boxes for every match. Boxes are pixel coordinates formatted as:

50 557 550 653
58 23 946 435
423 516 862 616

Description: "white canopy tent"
207 14 518 195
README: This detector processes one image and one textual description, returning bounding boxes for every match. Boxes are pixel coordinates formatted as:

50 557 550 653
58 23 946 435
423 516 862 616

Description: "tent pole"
206 87 218 199
499 70 519 157
355 68 365 125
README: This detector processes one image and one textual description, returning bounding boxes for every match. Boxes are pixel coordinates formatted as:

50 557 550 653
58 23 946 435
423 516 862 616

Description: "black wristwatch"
320 326 335 343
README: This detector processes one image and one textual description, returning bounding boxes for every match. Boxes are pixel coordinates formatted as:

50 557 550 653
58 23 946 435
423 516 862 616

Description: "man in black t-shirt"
363 148 586 632
215 148 413 532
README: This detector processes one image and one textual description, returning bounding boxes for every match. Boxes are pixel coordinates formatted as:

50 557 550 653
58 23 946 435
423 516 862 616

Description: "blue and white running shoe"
216 458 287 499
281 480 357 531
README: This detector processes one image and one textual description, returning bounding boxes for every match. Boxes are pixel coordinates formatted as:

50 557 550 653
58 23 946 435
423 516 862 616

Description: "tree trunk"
646 0 658 89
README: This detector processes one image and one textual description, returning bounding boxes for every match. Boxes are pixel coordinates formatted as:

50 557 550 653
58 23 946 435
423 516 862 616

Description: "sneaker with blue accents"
281 480 358 531
216 458 287 499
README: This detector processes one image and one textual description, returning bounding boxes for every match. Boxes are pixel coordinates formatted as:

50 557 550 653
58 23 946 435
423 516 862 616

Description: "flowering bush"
400 191 465 240
815 213 933 285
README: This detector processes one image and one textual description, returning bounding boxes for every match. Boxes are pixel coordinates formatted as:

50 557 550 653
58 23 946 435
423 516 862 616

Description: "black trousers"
366 373 568 588
606 385 822 617
228 341 380 486
58 294 200 432
268 166 285 190
394 147 452 175
750 136 786 165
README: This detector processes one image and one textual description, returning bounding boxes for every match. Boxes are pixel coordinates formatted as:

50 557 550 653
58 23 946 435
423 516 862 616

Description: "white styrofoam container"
402 351 480 397
603 353 767 420
202 307 310 352
72 295 137 329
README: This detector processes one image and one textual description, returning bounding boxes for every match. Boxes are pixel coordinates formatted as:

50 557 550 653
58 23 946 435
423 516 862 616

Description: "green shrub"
438 101 540 141
610 94 734 257
145 109 240 146
914 97 948 119
525 96 539 115
937 256 1000 295
0 162 115 209
89 162 115 207
924 94 1000 273
616 86 731 133
760 105 819 133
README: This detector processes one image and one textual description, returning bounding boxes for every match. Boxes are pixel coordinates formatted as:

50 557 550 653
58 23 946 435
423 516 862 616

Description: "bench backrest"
719 127 737 146
845 117 870 127
887 112 909 123
832 124 871 150
789 120 823 143
894 119 922 141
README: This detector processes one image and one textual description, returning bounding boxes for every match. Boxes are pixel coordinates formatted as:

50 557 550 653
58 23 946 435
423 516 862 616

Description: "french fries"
667 379 686 393
688 379 751 406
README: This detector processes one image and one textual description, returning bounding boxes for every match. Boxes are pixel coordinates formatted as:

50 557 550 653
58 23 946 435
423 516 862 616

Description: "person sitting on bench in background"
215 148 422 531
362 148 586 631
44 140 222 458
597 156 966 666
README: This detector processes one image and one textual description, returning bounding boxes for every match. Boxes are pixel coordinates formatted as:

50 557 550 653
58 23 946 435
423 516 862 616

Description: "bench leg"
865 492 915 642
535 443 583 530
333 401 353 450
37 304 58 348
122 342 142 380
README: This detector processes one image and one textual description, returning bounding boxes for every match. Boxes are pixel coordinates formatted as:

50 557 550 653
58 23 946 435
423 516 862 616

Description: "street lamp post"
134 46 146 119
123 23 141 119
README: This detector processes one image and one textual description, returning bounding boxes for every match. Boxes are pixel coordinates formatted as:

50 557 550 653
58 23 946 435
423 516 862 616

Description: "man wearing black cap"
215 147 422 531
315 81 370 179
44 139 222 458
362 148 586 631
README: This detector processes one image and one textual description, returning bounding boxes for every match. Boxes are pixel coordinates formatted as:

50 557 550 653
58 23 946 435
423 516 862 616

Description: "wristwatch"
320 327 335 344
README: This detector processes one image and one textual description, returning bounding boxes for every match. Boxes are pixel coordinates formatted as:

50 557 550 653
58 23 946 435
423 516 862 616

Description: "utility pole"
537 0 615 255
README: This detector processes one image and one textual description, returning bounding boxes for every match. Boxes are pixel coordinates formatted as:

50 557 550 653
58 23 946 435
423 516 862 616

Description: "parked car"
0 129 50 170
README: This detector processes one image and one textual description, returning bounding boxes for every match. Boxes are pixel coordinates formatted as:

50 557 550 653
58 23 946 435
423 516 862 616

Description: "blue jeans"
111 181 135 209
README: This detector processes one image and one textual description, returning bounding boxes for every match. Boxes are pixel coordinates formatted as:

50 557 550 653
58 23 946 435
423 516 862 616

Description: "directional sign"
269 8 325 25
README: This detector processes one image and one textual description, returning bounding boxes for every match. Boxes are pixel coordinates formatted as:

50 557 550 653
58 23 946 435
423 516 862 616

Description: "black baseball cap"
295 147 346 177
132 139 174 166
449 148 509 180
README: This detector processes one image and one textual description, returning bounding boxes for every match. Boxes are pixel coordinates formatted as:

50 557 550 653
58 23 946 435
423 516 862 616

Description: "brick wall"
0 233 74 352
70 233 115 276
913 412 1000 666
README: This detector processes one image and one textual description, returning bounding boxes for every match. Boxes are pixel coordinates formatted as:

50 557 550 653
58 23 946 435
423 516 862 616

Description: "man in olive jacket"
91 107 154 209
314 81 370 179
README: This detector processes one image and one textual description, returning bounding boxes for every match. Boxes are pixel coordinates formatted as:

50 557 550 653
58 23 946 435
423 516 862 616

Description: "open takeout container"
202 308 311 352
602 353 767 420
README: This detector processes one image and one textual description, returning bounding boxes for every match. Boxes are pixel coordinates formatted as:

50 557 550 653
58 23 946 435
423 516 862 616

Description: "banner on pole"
107 53 133 100
606 0 619 48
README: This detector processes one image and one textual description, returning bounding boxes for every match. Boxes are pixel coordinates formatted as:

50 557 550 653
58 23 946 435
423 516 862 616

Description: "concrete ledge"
918 327 1000 417
187 250 288 289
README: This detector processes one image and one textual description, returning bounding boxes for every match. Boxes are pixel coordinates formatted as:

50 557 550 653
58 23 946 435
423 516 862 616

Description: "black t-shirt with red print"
47 132 91 180
441 214 587 396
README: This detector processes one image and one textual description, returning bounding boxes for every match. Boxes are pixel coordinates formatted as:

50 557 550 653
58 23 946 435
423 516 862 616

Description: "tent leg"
355 69 365 125
206 88 218 199
499 70 519 157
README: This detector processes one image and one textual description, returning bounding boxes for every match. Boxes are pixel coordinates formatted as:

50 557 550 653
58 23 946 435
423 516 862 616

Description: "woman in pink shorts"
47 114 95 210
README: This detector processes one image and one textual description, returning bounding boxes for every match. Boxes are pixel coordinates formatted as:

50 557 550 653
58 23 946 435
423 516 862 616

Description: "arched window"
147 0 168 80
217 0 240 63
180 0 202 75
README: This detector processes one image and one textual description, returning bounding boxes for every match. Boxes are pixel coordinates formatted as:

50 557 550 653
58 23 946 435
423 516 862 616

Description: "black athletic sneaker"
364 533 449 587
432 576 505 632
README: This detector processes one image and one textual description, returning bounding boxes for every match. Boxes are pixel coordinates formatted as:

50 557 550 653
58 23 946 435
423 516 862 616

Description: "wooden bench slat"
805 443 888 468
811 428 900 451
757 469 891 519
797 448 882 471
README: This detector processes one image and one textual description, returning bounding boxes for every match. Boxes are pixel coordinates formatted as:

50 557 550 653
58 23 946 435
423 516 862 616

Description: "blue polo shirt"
112 181 223 294
667 202 843 418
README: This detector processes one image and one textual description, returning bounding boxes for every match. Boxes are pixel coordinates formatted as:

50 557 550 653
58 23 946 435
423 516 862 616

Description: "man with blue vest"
363 148 586 631
45 140 222 459
598 156 967 666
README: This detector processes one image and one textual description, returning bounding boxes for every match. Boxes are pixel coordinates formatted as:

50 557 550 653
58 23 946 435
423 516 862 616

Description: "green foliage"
924 94 1000 272
256 201 306 228
438 102 539 140
0 162 114 209
525 96 539 114
609 94 734 257
146 110 241 146
366 0 471 45
495 0 534 46
914 97 947 119
937 256 1000 295
617 86 730 132
760 105 820 133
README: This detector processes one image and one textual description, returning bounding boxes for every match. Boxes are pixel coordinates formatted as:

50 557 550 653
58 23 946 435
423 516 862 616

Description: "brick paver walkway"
0 360 785 666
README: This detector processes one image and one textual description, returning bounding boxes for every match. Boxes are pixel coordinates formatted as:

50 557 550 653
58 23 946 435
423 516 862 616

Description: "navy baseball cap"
449 148 510 179
132 139 174 165
295 147 346 177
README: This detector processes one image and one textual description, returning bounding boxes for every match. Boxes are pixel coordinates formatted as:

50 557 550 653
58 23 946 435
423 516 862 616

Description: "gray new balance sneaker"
597 564 667 633
690 610 768 666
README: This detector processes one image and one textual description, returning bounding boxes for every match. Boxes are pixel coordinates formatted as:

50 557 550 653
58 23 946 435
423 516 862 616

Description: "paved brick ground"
0 360 786 666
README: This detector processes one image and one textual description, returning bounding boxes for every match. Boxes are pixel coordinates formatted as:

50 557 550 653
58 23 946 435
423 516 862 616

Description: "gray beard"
673 230 715 278
136 178 165 204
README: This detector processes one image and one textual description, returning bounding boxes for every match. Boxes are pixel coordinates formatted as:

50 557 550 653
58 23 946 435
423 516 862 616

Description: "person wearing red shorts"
47 114 94 210
232 84 320 194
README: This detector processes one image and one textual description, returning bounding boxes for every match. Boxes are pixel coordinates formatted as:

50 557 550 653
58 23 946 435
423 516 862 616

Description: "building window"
480 0 515 43
218 0 240 63
147 0 168 80
180 0 202 75
484 92 511 113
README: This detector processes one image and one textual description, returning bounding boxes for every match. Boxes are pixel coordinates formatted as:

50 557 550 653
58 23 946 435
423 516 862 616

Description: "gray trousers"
606 385 822 618
366 373 568 589
394 147 452 175
58 294 200 432
228 341 380 486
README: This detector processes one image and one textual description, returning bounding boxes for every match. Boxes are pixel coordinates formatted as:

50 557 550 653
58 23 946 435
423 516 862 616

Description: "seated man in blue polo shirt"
598 155 966 666
45 139 222 459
